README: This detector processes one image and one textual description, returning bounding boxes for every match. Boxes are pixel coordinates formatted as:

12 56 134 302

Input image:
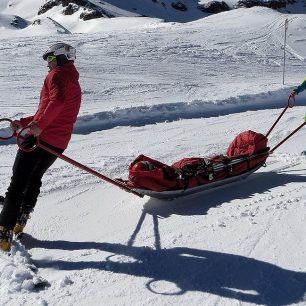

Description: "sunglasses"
46 55 56 63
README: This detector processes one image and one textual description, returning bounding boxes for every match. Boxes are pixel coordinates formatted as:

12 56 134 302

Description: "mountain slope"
1 0 306 37
0 4 305 306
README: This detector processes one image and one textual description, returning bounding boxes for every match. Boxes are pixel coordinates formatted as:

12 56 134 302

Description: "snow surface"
0 5 306 306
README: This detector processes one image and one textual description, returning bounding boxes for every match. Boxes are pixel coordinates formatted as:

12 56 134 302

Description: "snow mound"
0 241 49 294
73 86 304 134
0 14 71 38
25 17 71 35
0 14 30 30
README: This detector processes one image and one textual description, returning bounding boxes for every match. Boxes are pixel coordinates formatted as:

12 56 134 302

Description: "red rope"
37 142 144 197
266 96 295 138
15 126 143 198
269 121 306 153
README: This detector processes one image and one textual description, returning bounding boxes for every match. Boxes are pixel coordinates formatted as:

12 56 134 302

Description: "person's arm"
19 116 35 127
293 78 306 95
34 73 65 131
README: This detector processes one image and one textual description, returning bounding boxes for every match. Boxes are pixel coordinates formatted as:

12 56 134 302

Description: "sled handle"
0 118 16 140
269 119 306 153
16 126 144 198
266 96 295 138
16 126 39 152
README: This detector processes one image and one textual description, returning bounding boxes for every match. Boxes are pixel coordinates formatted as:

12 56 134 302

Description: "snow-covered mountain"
0 0 209 34
1 0 306 38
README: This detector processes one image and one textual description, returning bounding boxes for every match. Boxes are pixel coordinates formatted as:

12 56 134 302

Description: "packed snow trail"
0 106 305 306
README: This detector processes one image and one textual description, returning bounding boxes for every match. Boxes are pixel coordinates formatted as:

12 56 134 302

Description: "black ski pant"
0 138 63 229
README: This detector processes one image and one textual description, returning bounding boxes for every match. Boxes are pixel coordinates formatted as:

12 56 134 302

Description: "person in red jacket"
0 43 82 252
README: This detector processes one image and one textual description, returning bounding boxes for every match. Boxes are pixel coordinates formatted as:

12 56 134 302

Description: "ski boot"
13 211 32 239
0 226 13 252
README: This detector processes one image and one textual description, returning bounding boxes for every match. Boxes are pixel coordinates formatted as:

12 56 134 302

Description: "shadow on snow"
24 171 306 305
26 237 306 306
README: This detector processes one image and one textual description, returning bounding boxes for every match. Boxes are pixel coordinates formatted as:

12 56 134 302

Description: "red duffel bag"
128 155 180 191
226 130 269 176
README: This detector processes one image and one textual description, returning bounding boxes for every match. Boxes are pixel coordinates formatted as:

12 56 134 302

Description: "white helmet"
43 42 76 61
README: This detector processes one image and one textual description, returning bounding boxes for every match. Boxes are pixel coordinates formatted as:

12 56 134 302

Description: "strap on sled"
176 152 268 185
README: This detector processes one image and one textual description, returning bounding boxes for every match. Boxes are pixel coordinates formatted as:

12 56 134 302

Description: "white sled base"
132 164 263 200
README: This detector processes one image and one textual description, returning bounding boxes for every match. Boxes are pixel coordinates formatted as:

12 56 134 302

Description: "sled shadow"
26 237 306 306
143 172 305 218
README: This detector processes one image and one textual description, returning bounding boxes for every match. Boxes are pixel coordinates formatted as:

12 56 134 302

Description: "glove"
29 122 42 137
10 120 22 131
288 91 296 107
289 91 297 98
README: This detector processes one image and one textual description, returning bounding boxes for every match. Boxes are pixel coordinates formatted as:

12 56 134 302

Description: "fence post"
282 18 289 85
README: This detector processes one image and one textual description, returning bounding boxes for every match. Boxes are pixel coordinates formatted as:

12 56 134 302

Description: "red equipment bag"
127 130 269 192
227 130 268 157
226 130 269 176
128 155 180 191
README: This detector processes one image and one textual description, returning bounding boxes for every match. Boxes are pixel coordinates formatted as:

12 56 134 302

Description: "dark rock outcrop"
198 1 230 13
38 0 114 19
234 0 286 9
38 0 60 15
80 9 104 20
62 3 79 15
171 2 188 11
10 16 29 29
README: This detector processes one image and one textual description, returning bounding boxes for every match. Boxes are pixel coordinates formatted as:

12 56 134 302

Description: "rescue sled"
125 130 269 200
124 97 305 200
131 164 263 200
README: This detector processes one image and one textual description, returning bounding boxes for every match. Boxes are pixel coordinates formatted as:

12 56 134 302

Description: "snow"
0 242 48 295
0 3 306 306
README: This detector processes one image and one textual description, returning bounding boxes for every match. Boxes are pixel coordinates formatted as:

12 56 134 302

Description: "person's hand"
289 91 296 99
10 120 22 131
29 123 42 137
288 91 297 107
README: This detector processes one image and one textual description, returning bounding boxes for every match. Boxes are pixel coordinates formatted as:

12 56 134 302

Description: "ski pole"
15 126 144 198
266 95 295 138
269 117 306 153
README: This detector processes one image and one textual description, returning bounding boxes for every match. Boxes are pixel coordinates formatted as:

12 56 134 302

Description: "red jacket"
20 62 81 149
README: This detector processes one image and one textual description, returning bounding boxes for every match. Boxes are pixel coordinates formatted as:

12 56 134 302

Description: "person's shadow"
24 170 306 305
26 236 306 306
